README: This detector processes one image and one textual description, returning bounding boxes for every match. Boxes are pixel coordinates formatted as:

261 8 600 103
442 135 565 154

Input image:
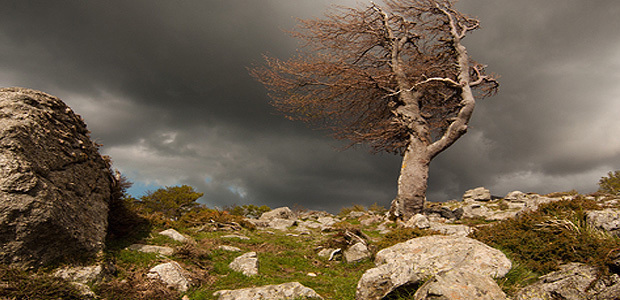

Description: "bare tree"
251 0 498 220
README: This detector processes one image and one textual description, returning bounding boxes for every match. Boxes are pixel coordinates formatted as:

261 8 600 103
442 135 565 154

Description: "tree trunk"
389 138 431 220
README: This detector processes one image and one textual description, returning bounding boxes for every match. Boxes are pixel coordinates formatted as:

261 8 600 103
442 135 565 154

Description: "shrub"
471 196 620 276
374 227 439 250
224 204 271 219
137 185 204 220
598 170 620 195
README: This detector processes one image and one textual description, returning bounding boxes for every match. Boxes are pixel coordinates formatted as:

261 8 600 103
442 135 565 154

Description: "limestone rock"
259 207 296 221
428 222 472 236
0 87 113 268
356 235 511 300
229 251 259 276
218 245 242 252
404 214 430 229
463 187 492 201
461 202 491 219
514 263 598 300
214 282 323 300
413 268 507 300
158 228 189 243
53 263 112 284
344 242 371 263
147 261 192 292
586 209 620 236
127 244 174 256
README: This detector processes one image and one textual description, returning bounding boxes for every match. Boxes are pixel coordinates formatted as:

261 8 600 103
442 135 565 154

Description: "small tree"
139 185 204 220
598 171 620 195
252 0 498 219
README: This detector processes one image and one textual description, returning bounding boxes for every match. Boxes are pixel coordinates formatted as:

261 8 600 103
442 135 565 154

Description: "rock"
218 245 242 252
463 187 492 201
461 202 491 219
428 222 472 236
214 282 323 300
53 263 112 284
344 242 371 263
221 234 250 240
514 263 598 300
348 211 366 219
423 206 456 220
586 209 620 236
147 261 192 292
412 268 507 300
229 252 259 276
267 218 296 230
317 216 338 227
360 214 384 226
504 191 529 202
127 244 174 256
259 207 296 221
158 228 189 243
318 248 342 261
403 214 430 229
356 235 511 300
0 88 113 268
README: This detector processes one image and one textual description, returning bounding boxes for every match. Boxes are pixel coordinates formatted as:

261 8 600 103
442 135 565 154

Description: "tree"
251 0 498 220
139 185 204 220
598 171 620 195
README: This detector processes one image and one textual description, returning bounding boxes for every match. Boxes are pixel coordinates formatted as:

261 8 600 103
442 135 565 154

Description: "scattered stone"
344 242 371 263
0 88 113 268
147 261 192 292
317 216 338 227
356 235 511 300
229 252 259 276
297 220 322 230
259 207 296 221
463 187 492 201
158 228 189 243
307 272 317 277
267 218 296 230
461 202 491 219
53 263 112 284
214 282 323 300
360 214 384 226
428 222 472 236
218 245 242 252
127 244 175 256
221 234 250 240
403 214 430 229
586 209 620 236
514 263 598 300
413 268 507 300
423 206 456 220
347 211 366 219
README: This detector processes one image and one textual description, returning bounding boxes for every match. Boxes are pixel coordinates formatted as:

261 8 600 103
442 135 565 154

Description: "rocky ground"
8 187 619 300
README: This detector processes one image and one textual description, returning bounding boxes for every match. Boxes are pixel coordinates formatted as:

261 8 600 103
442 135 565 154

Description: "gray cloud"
1 0 618 212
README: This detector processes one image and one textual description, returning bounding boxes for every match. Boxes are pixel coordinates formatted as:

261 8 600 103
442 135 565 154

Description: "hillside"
2 187 620 299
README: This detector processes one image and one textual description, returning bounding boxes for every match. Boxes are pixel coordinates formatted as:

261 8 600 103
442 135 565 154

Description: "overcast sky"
1 0 619 213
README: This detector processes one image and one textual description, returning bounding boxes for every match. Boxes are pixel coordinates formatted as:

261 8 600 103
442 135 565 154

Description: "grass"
7 193 620 299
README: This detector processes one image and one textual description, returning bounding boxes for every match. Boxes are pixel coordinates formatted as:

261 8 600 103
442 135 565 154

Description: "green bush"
598 170 620 195
137 185 204 220
224 204 271 219
472 196 620 275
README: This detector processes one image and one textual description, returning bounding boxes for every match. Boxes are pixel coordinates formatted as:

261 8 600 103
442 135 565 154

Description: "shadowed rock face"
0 87 112 269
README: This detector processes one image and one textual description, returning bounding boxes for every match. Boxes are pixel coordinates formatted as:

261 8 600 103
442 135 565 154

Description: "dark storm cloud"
0 0 618 212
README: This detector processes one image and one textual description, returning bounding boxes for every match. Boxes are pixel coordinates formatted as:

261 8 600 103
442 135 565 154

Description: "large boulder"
0 88 113 268
356 235 511 300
